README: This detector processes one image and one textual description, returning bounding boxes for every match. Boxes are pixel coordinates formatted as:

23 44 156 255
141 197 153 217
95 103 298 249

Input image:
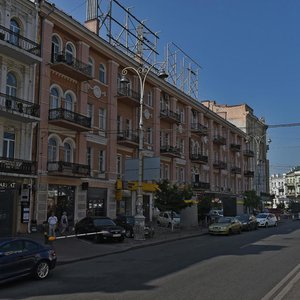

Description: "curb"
57 231 208 265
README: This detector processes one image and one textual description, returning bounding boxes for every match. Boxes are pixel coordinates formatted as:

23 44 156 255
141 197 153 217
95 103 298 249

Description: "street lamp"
120 63 168 240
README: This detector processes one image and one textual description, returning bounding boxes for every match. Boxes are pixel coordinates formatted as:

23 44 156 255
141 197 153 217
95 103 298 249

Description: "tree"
154 180 193 213
243 190 260 212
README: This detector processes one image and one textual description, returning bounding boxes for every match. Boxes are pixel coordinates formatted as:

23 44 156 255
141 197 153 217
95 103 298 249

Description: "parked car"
75 216 125 242
0 237 56 284
209 216 242 235
157 211 180 227
256 213 278 227
114 215 155 238
207 209 224 223
236 214 258 231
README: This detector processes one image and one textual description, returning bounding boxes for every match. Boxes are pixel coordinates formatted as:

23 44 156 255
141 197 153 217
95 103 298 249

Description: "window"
147 91 153 107
146 128 153 144
99 108 106 130
117 115 122 133
87 147 92 170
50 87 59 109
99 64 106 83
9 19 20 46
3 132 15 159
6 72 17 97
65 43 74 64
87 103 93 126
87 57 94 77
64 143 72 162
65 93 73 111
51 36 60 62
99 150 105 173
48 138 57 161
116 155 122 178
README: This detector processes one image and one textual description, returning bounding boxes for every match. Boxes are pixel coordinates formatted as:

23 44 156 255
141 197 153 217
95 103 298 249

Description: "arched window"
87 57 94 77
64 142 72 162
99 64 106 83
6 72 17 97
48 138 57 162
64 93 73 111
50 87 59 109
10 19 20 46
65 43 74 64
51 36 60 62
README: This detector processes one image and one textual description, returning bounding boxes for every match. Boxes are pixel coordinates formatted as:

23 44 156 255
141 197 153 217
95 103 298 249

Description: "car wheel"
34 260 50 280
118 236 125 242
125 230 132 238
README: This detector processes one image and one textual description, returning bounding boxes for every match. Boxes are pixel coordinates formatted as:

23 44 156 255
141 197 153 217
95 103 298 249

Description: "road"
2 220 300 300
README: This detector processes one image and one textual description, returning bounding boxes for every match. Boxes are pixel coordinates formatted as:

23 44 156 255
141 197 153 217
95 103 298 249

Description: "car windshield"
172 212 180 218
94 218 116 226
236 215 248 221
217 217 232 223
256 213 268 219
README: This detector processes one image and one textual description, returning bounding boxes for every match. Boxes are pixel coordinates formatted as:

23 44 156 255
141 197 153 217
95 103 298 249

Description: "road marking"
261 263 300 300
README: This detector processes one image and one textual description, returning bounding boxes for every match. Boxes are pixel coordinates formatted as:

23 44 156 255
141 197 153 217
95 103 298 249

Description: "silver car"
157 211 180 228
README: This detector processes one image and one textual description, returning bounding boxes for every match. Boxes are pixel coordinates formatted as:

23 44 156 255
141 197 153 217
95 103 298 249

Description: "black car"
114 215 155 238
236 214 258 231
0 237 56 284
75 216 125 242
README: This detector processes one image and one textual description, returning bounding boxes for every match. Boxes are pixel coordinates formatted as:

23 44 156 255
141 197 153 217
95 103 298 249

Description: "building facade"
269 174 287 207
1 0 272 234
0 0 41 236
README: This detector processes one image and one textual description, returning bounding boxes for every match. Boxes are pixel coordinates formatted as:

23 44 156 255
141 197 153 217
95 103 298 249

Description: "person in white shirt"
60 211 68 235
48 212 58 237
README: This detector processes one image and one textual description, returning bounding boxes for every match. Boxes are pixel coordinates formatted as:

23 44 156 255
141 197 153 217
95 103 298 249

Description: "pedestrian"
48 212 58 237
60 211 68 235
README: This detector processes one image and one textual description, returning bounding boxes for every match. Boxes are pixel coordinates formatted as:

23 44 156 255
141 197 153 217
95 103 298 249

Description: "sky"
49 0 300 175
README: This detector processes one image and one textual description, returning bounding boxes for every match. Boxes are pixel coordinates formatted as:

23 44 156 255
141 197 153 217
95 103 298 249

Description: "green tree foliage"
154 180 193 213
243 190 260 212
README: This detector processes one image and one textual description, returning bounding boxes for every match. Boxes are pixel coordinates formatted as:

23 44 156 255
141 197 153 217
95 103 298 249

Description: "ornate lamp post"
120 63 168 240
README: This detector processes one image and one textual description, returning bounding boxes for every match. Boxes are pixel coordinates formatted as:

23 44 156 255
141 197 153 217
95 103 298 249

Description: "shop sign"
0 182 16 190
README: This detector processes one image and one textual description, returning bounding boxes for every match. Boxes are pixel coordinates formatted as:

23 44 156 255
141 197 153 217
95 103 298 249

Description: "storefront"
87 188 107 216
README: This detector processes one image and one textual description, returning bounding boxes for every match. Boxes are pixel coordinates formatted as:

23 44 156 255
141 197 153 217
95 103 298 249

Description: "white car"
157 211 180 227
256 213 278 227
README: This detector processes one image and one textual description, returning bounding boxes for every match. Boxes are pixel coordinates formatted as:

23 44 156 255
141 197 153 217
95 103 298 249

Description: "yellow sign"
116 179 122 190
126 181 158 192
115 190 122 201
184 199 199 204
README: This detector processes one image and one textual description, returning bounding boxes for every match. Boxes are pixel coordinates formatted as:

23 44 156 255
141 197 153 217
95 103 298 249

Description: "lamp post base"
134 214 145 241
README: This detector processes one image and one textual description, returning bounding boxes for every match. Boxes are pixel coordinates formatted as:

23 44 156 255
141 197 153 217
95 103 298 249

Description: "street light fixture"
120 63 168 241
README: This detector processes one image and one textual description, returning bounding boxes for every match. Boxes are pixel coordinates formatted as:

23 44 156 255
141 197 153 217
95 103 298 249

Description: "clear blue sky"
50 0 300 175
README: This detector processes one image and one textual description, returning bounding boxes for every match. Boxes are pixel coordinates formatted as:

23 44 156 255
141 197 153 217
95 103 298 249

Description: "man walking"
48 212 58 237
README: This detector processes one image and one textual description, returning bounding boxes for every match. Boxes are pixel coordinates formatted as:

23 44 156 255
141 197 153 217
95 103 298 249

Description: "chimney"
84 0 100 35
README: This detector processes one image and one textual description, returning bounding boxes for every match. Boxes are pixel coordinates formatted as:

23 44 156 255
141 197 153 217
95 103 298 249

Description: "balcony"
190 123 208 135
48 108 91 131
160 145 181 157
213 135 226 145
117 87 140 106
51 52 93 81
230 143 241 152
231 166 241 174
0 25 41 64
0 157 36 175
47 161 90 177
243 149 255 157
117 130 139 147
0 93 40 122
244 170 254 177
192 181 210 190
160 109 181 124
190 153 208 164
213 161 227 170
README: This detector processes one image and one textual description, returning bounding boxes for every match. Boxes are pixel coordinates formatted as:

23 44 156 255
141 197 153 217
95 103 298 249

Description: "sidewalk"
19 225 208 265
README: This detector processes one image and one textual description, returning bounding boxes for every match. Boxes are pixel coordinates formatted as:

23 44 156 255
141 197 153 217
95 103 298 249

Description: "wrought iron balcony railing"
0 24 41 57
51 52 92 79
49 108 91 128
244 170 254 177
213 135 227 145
117 130 139 144
0 92 40 117
160 109 181 123
213 161 227 169
190 123 208 135
231 166 242 174
117 87 140 101
192 181 210 190
0 157 36 175
230 143 241 152
243 149 255 157
47 161 90 176
160 145 181 156
190 153 208 163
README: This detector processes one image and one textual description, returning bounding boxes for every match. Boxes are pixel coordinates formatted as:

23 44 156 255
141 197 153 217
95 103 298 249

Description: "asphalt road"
2 220 300 300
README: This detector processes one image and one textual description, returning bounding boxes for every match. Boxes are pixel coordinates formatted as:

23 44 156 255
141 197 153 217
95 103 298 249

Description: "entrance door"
0 190 15 236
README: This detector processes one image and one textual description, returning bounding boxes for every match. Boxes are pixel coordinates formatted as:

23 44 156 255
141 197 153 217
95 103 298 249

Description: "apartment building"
0 0 41 236
269 174 287 207
1 0 271 234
